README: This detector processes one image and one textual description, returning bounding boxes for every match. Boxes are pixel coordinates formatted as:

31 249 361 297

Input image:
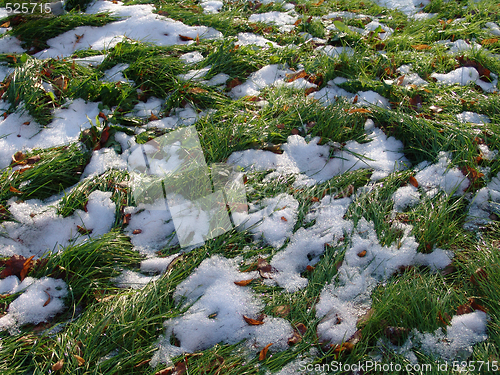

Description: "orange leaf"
306 265 314 271
294 18 302 26
149 113 159 121
98 112 108 121
52 359 64 371
409 176 419 188
243 315 265 325
347 108 372 114
357 250 367 257
280 216 288 222
9 186 23 194
259 343 273 361
469 298 487 313
179 34 194 41
1 21 10 28
20 255 34 281
234 279 253 286
312 0 325 5
188 87 208 94
75 34 84 43
285 70 307 82
132 229 142 234
195 34 200 45
411 44 431 50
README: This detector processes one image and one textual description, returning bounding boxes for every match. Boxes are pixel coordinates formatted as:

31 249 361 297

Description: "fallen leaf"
285 70 307 82
296 323 307 335
52 359 64 371
482 38 498 45
347 108 372 114
195 34 200 45
1 21 10 28
304 87 318 95
179 34 194 41
155 366 173 375
411 44 431 50
20 255 34 281
470 267 488 286
273 305 290 317
149 113 159 121
276 123 285 129
291 128 299 135
409 94 423 110
306 265 314 271
132 229 142 234
75 34 84 43
456 302 473 315
226 77 242 89
409 176 419 188
280 216 288 222
288 331 302 345
384 326 409 345
234 279 253 286
259 343 273 361
73 355 85 366
357 250 367 257
469 298 487 313
257 258 276 278
77 225 92 235
9 186 23 194
437 311 449 326
98 112 108 121
243 315 265 325
188 87 208 95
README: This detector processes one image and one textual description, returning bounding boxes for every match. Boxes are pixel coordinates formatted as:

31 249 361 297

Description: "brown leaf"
258 343 273 361
73 354 85 366
226 77 242 89
482 38 498 45
0 255 30 279
9 186 23 194
294 18 302 26
469 297 488 313
157 10 169 16
257 258 276 278
357 250 367 257
234 279 253 286
296 323 307 335
179 34 194 41
77 225 92 235
195 34 200 45
243 315 265 325
1 21 10 28
291 128 299 135
411 44 431 50
470 267 488 286
409 176 419 188
347 108 372 114
409 94 423 110
20 255 34 281
132 229 142 234
285 70 307 83
98 112 108 121
273 305 290 317
306 265 314 272
384 326 409 345
456 55 491 82
304 87 318 95
288 331 302 345
440 264 456 276
123 213 131 225
75 34 84 43
457 302 473 315
26 155 41 165
43 290 52 307
280 216 288 222
52 359 64 371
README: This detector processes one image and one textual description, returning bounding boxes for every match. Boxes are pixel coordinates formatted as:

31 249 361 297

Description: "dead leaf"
409 176 419 188
384 326 409 345
257 258 276 279
135 359 150 368
288 331 302 345
409 94 423 110
234 279 253 286
457 302 473 315
259 343 273 361
456 55 491 82
132 229 142 234
188 87 208 95
357 250 367 257
226 78 242 89
195 34 200 45
243 315 265 325
411 44 431 50
73 355 85 366
469 298 487 313
52 359 64 371
75 34 84 43
304 87 318 96
9 186 23 194
482 38 498 45
1 21 10 28
179 35 194 41
98 112 108 121
20 255 34 281
296 323 307 335
306 265 314 271
0 255 30 280
470 267 488 286
123 213 131 225
285 70 307 82
291 128 299 135
280 216 288 222
347 108 372 114
149 113 159 121
437 311 449 326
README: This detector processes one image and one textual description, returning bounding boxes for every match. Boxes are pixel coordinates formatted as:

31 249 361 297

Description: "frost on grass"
0 190 115 258
228 129 407 186
392 185 420 212
271 196 353 291
431 67 498 93
0 277 68 334
151 256 293 367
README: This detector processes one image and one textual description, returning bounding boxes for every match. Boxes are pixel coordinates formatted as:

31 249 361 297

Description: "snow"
200 0 223 14
151 256 293 366
82 148 127 177
237 32 280 48
0 190 115 258
179 51 205 64
30 1 222 58
456 111 490 125
393 185 420 211
230 64 291 98
485 22 500 36
372 0 430 16
464 174 500 230
112 270 159 289
102 63 133 84
413 248 453 271
414 152 469 196
317 45 354 59
0 277 68 333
